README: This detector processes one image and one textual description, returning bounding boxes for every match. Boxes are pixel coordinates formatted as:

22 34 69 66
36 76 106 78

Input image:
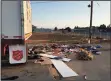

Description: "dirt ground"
26 32 111 44
26 32 90 44
1 43 110 81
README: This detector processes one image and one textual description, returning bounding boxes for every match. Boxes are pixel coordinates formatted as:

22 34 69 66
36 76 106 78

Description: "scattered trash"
34 60 38 63
77 48 93 60
2 43 104 80
52 57 62 60
28 44 103 62
96 51 102 55
62 58 71 62
83 75 87 80
34 58 44 64
41 57 52 65
80 45 102 56
96 45 102 48
39 59 44 62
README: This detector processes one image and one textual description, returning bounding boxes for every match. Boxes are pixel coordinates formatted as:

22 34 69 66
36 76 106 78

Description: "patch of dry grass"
26 32 100 44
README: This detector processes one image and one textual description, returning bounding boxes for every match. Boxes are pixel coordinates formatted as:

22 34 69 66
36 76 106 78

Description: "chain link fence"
74 31 111 40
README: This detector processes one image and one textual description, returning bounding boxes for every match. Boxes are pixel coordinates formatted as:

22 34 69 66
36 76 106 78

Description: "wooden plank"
50 59 78 77
39 54 57 58
39 54 71 62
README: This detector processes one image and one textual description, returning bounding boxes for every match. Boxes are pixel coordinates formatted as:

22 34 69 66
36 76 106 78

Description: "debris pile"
28 44 80 79
28 44 102 61
27 44 102 79
76 48 93 60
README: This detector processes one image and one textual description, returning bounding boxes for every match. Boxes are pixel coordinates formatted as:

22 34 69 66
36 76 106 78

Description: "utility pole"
88 0 93 44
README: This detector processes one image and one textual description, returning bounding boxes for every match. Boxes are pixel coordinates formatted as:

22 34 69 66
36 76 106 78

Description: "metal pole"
89 0 93 44
107 1 111 57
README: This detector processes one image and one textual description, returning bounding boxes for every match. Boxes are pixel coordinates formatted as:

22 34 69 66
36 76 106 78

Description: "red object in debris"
4 44 8 56
53 48 59 55
12 50 23 61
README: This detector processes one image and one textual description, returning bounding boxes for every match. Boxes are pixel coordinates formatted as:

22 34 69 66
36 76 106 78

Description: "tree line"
32 24 111 33
54 24 111 32
32 25 52 32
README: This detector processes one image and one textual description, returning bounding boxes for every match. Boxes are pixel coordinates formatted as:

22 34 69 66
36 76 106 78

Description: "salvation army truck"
1 1 32 63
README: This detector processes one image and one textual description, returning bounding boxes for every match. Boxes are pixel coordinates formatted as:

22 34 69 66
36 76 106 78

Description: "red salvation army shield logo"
12 50 23 61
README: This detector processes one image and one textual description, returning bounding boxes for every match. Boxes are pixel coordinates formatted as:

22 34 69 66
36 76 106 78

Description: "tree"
106 24 111 32
65 27 72 32
98 24 106 32
32 25 37 32
74 26 79 29
107 24 110 28
54 27 58 31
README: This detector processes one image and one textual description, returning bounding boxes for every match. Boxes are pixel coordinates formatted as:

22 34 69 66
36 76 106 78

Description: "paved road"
1 43 110 81
67 43 110 80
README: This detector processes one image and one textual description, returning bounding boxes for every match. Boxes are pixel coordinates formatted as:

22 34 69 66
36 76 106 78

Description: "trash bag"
96 45 102 48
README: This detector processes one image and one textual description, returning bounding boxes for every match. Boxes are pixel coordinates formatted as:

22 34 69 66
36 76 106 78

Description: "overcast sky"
31 1 110 29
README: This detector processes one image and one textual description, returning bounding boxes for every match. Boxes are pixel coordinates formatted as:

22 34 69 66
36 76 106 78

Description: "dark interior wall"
1 39 25 56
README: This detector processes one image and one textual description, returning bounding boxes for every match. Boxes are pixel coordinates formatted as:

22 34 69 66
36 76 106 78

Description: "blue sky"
31 1 110 29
